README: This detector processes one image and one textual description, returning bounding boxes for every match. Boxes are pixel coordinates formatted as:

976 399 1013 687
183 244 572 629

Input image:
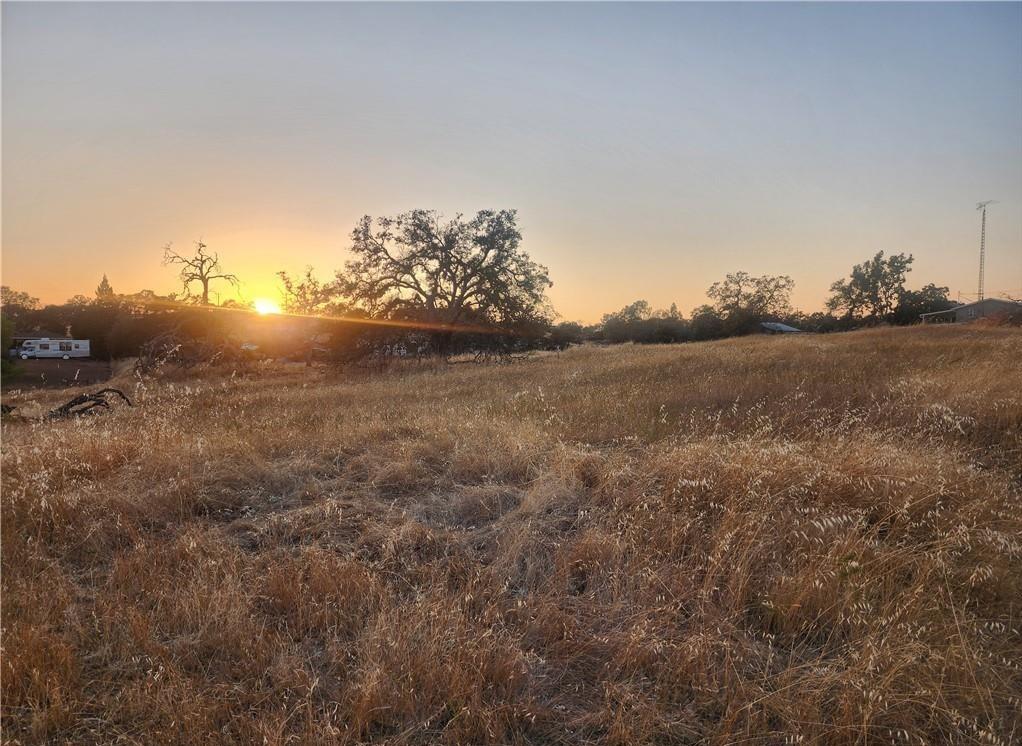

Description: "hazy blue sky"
3 2 1021 321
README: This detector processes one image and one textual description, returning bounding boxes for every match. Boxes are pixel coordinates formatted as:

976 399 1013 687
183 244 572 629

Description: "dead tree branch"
46 388 133 420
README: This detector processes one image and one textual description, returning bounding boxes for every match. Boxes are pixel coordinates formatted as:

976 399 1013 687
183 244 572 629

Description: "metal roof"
760 322 803 333
919 298 1022 318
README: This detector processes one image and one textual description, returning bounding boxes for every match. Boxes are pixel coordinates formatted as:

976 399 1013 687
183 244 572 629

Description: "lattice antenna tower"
976 200 997 301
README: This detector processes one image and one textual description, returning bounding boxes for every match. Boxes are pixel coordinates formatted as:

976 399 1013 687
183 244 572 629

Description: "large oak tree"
707 271 795 320
827 251 913 321
336 209 552 327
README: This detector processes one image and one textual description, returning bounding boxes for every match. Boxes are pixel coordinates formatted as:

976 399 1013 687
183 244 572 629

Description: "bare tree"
277 267 346 367
163 241 238 305
277 267 341 316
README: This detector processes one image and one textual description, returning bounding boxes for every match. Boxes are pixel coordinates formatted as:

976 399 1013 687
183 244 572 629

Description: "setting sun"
253 298 281 315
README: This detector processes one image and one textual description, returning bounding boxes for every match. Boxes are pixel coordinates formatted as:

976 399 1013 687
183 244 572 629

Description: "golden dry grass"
2 325 1021 745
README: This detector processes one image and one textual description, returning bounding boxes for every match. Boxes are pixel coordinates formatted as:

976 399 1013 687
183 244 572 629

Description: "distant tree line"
0 281 230 360
0 211 965 372
546 252 957 346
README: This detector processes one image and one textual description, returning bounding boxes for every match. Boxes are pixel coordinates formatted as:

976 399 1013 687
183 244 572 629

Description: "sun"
253 298 282 315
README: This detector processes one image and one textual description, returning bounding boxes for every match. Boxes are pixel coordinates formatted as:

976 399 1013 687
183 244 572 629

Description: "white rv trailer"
18 338 91 360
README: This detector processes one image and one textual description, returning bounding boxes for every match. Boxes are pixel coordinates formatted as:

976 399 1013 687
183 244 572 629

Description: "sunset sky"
3 2 1021 322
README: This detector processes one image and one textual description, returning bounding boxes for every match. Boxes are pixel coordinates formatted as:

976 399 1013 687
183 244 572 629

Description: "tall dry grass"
2 325 1020 744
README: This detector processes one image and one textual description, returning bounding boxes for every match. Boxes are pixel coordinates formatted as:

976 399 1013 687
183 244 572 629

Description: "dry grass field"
2 325 1021 745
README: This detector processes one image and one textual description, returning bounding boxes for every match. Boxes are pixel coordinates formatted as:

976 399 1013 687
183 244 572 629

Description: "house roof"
919 298 1022 318
760 322 803 333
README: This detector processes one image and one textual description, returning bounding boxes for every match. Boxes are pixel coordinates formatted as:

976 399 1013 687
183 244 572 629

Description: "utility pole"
976 200 997 301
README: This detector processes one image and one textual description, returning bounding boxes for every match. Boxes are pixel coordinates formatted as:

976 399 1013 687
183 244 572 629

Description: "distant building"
919 298 1022 324
760 321 804 334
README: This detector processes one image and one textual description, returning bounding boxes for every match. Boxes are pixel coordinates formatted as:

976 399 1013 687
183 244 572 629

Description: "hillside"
3 326 1021 744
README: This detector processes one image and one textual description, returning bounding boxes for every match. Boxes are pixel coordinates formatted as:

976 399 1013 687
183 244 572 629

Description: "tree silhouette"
95 274 115 301
163 241 238 306
601 300 652 325
277 267 340 316
0 287 40 310
827 252 913 321
891 283 954 324
707 272 794 319
705 271 794 334
338 210 551 326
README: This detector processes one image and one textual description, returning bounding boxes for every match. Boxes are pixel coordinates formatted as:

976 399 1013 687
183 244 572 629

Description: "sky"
2 2 1021 323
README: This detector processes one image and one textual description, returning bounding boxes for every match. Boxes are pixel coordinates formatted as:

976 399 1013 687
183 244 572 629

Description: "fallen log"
46 388 133 420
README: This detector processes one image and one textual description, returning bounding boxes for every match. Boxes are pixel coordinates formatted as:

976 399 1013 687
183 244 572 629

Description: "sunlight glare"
254 298 282 315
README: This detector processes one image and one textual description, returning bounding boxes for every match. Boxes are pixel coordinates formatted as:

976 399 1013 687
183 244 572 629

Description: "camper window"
60 342 72 351
38 343 49 350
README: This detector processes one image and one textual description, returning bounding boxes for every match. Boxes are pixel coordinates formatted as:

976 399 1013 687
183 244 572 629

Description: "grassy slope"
2 326 1020 745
